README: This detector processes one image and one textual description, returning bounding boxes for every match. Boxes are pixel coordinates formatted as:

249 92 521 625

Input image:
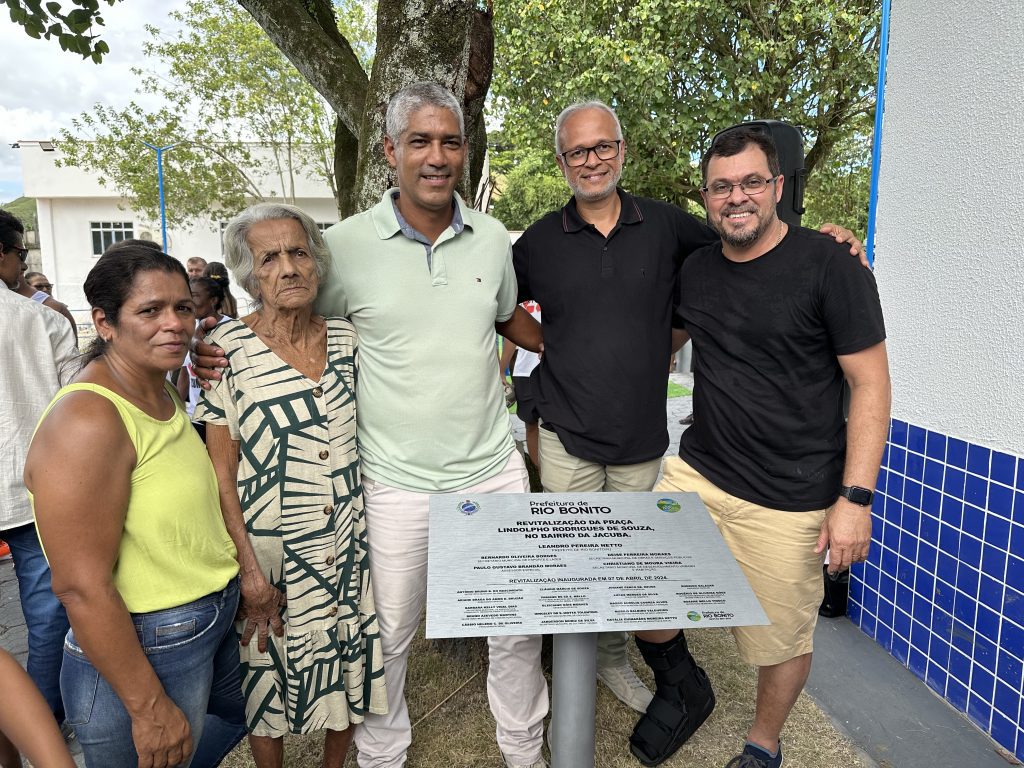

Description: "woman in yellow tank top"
25 244 246 768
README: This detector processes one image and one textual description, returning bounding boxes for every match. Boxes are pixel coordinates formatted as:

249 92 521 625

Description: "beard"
567 165 622 203
711 203 775 248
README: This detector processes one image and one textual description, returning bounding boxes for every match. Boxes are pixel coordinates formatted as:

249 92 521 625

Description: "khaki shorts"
538 422 661 493
657 456 827 667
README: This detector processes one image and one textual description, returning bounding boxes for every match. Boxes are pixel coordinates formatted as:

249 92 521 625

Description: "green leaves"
489 147 567 230
5 0 117 61
491 0 880 212
58 0 346 228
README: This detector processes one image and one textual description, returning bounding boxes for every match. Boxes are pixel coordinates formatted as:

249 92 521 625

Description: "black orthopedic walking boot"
629 631 716 766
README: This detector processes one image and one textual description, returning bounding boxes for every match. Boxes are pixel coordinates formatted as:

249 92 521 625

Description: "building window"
91 222 134 256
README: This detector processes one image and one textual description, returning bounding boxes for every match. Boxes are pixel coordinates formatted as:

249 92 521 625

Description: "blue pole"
142 141 179 254
865 0 892 267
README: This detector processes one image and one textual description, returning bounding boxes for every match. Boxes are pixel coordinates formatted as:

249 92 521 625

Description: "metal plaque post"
549 632 597 768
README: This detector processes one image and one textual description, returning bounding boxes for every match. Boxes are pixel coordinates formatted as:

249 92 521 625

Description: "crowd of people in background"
0 81 887 768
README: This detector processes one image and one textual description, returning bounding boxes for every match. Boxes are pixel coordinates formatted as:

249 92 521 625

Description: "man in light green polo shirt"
317 164 522 493
319 84 546 768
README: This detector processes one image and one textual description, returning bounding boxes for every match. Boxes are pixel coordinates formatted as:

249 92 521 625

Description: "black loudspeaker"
709 120 806 227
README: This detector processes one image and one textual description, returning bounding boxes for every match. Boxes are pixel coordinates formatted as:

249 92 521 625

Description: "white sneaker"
502 754 548 768
597 661 654 713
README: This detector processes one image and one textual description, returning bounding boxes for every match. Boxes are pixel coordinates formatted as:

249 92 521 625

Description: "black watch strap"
839 485 874 506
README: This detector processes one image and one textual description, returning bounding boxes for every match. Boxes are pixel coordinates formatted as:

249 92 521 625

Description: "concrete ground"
1 372 1012 767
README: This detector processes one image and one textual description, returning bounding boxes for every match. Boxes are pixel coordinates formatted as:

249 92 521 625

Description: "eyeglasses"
32 283 53 291
701 176 778 199
560 140 622 168
2 243 29 262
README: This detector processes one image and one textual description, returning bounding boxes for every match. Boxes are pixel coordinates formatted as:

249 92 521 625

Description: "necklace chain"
774 220 786 249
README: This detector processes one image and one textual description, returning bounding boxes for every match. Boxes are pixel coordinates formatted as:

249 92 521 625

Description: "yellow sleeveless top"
34 382 238 613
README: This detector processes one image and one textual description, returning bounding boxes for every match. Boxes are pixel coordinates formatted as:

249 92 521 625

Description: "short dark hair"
189 276 224 314
103 238 163 255
701 127 781 184
202 261 239 318
0 208 24 250
82 244 188 364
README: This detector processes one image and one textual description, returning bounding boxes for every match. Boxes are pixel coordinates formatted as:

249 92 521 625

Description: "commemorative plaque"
426 491 768 638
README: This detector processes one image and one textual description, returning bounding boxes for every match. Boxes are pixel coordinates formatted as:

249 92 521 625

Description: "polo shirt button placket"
312 386 324 398
319 450 329 460
323 504 332 515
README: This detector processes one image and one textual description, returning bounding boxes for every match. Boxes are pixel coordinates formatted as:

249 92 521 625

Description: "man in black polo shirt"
513 101 714 716
645 128 890 768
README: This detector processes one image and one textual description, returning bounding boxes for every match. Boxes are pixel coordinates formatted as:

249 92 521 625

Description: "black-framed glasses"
701 176 778 199
560 140 622 167
1 243 29 262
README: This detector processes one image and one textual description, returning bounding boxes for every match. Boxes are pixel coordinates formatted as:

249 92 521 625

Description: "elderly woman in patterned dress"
197 203 386 768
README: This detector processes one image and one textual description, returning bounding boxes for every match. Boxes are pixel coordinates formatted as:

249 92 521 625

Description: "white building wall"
852 3 1024 757
873 1 1024 455
18 144 341 318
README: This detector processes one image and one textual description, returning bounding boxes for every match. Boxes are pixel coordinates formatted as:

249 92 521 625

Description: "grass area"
0 196 37 229
221 626 865 767
667 381 692 399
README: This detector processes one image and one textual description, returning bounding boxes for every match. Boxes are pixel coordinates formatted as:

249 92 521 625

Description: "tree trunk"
334 119 360 218
240 0 494 218
238 0 369 136
352 0 494 213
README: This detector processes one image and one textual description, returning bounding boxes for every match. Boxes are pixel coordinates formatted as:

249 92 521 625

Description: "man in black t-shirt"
639 128 890 768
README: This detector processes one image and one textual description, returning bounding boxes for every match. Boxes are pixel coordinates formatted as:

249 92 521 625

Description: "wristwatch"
839 485 874 506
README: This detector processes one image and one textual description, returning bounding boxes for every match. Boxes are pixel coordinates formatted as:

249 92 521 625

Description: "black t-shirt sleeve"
820 250 887 355
513 231 532 303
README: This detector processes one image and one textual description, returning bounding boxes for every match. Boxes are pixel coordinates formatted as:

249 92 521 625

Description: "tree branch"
237 0 369 135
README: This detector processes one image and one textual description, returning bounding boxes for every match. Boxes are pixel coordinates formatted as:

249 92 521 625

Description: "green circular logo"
686 611 702 622
656 498 681 513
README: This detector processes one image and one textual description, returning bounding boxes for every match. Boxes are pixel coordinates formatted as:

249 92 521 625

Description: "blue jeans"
61 579 246 768
4 522 68 723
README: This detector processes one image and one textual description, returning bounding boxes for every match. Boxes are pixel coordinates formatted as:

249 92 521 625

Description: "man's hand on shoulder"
815 497 872 574
191 315 228 389
818 223 869 268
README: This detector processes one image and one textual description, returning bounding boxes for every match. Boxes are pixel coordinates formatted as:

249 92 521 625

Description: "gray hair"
385 81 465 141
554 100 623 153
222 203 330 308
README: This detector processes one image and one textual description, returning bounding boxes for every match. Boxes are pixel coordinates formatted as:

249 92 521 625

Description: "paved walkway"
0 555 28 667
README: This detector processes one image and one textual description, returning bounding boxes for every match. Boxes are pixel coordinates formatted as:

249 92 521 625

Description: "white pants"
354 451 548 767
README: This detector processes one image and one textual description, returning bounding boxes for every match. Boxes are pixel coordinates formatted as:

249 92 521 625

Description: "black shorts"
512 375 539 425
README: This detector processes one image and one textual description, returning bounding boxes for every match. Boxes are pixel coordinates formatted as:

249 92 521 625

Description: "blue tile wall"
848 420 1024 761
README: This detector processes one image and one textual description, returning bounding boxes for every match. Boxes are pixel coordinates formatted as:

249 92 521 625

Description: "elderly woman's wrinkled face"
246 218 319 311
